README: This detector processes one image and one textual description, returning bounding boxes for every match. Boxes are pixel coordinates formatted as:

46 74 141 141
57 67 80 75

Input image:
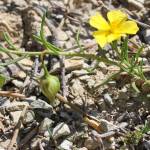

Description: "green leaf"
3 32 17 50
131 81 140 93
40 12 61 55
76 28 84 53
121 37 128 62
0 74 6 88
0 55 28 67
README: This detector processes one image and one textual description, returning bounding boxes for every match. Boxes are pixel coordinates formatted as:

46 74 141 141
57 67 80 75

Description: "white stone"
59 140 73 150
10 111 22 123
52 122 70 140
39 118 54 133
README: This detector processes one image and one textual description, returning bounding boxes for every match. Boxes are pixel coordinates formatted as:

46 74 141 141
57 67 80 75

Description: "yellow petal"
93 31 108 48
89 12 110 31
115 21 139 34
107 33 122 43
107 10 127 27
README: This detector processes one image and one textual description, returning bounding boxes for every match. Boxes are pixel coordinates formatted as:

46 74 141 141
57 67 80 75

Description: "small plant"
0 10 149 101
124 122 150 146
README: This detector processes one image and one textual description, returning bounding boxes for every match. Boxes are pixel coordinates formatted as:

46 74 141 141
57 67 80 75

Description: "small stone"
52 122 71 140
142 29 150 44
103 137 116 150
55 28 68 41
44 131 50 137
104 93 113 106
23 110 35 124
70 79 84 97
84 137 99 150
25 98 53 110
24 98 54 118
72 69 89 77
79 75 90 81
9 0 27 8
100 119 117 132
30 137 41 149
10 111 22 123
39 118 54 133
87 79 96 89
0 139 11 149
12 80 24 88
5 102 29 112
52 59 84 73
59 140 73 150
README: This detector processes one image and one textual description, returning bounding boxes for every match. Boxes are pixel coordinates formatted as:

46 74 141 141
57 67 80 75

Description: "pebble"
7 0 27 8
72 69 89 77
87 79 96 89
99 119 117 132
84 137 99 150
23 110 35 124
142 29 150 44
25 98 53 111
0 102 29 113
39 118 54 134
12 80 24 88
10 111 22 124
55 28 69 41
104 93 114 106
59 140 73 150
52 122 71 140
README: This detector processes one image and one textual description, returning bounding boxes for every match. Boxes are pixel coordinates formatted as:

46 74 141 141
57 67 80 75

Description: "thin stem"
111 41 121 58
60 52 120 67
0 47 47 56
0 46 120 67
94 70 121 89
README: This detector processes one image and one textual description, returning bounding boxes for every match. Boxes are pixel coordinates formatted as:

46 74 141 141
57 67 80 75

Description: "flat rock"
23 110 35 124
52 122 71 140
142 29 150 44
39 118 54 133
25 98 53 110
99 119 117 132
59 140 73 150
84 137 99 150
10 111 22 123
0 101 29 114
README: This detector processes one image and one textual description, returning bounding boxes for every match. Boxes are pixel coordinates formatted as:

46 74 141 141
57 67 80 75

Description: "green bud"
40 64 60 102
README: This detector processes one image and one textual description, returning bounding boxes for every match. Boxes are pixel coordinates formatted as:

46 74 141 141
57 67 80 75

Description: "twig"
7 105 28 150
59 56 67 97
19 125 39 148
92 130 116 139
56 93 107 132
0 91 26 99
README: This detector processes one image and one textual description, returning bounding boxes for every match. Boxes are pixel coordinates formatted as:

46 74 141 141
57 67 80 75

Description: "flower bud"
40 65 60 102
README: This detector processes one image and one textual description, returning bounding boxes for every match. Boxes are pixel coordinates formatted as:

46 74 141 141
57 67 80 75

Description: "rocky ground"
0 0 150 150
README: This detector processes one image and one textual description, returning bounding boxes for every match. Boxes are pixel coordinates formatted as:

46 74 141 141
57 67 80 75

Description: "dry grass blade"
7 105 28 150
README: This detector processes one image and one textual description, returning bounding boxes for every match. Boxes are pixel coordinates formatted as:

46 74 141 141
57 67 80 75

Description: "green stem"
94 70 121 89
111 41 121 58
0 47 47 56
60 52 120 67
0 46 120 67
41 54 49 77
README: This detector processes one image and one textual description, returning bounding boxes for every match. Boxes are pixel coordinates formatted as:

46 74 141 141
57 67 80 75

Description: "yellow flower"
89 10 139 48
